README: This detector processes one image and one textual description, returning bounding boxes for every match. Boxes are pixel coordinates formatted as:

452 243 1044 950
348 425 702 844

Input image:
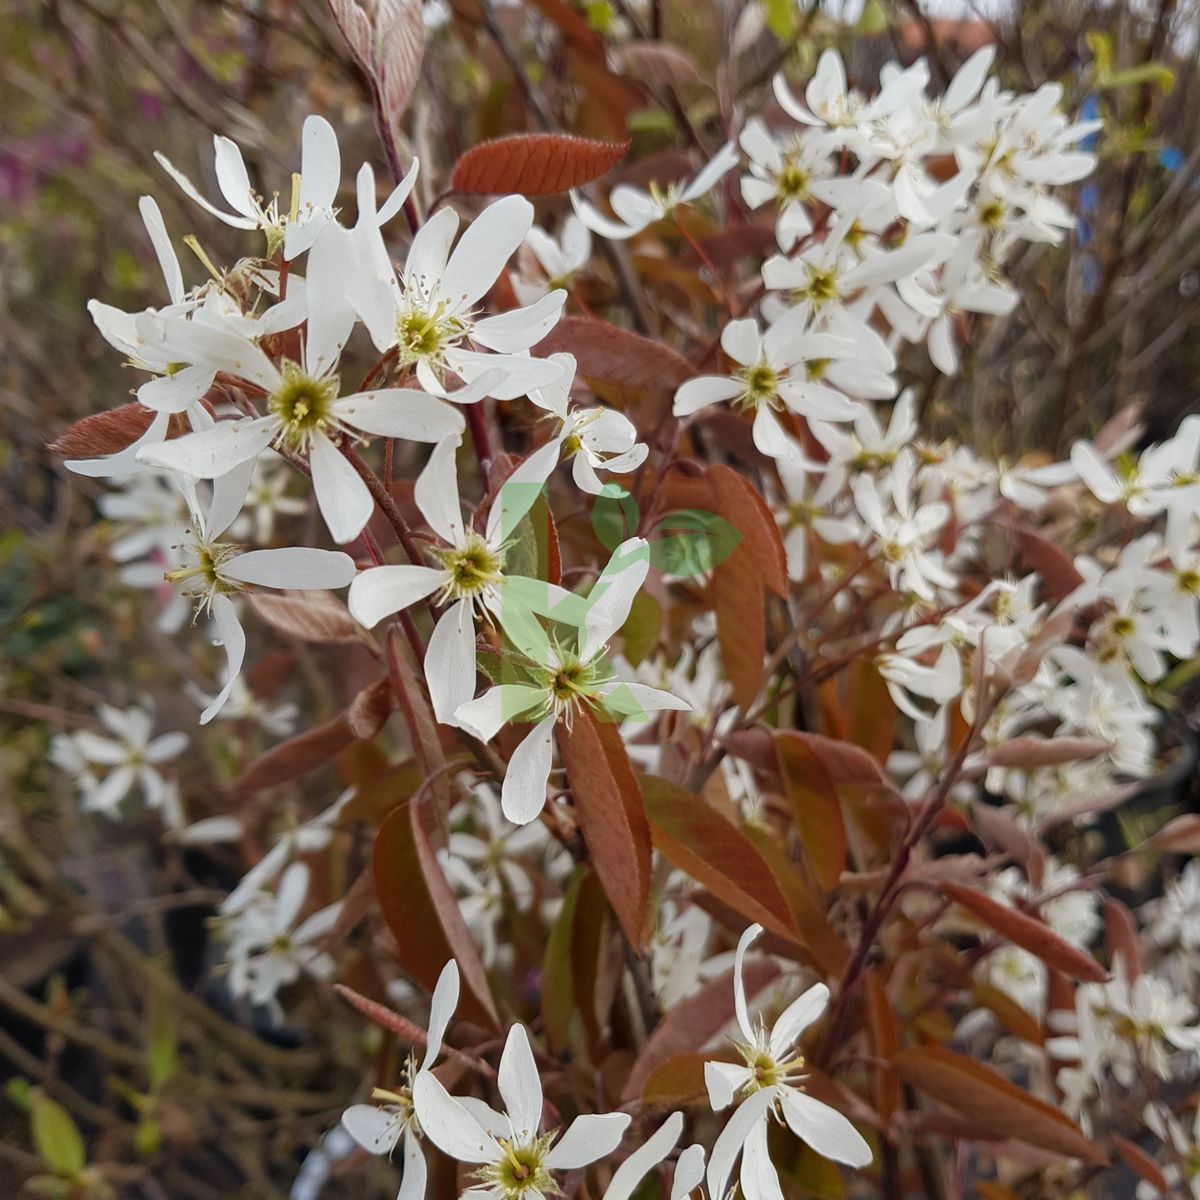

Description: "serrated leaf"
451 134 628 196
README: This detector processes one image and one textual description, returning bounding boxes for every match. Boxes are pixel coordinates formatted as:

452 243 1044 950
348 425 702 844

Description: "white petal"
136 417 276 479
497 1024 543 1143
705 1061 748 1112
212 135 258 219
485 439 560 544
423 960 461 1069
673 376 743 417
602 1113 683 1200
778 1089 872 1168
220 547 356 590
406 206 460 286
348 565 443 628
733 923 763 1042
707 1091 775 1200
442 196 533 307
137 365 216 414
501 716 557 825
426 600 478 726
334 390 465 442
672 1144 706 1200
342 1106 404 1156
768 983 829 1059
414 435 465 544
740 1112 784 1200
472 290 566 353
597 682 692 721
411 1071 497 1164
582 539 651 659
201 595 246 725
454 685 546 742
397 1128 428 1200
138 195 184 304
310 432 375 544
154 151 257 230
545 1113 631 1169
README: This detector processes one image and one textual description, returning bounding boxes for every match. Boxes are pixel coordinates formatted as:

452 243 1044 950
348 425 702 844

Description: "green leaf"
146 982 177 1091
763 0 796 40
620 591 661 667
1100 62 1175 94
542 868 585 1052
30 1092 86 1179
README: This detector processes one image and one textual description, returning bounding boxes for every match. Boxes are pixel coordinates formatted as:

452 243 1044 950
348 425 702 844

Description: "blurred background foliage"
1 0 1197 1194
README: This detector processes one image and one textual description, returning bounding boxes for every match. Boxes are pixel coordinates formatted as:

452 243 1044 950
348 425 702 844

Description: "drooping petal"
778 1089 872 1168
212 135 259 219
348 565 443 628
397 1127 427 1200
426 600 478 727
497 1024 543 1143
706 1090 776 1200
671 1144 707 1200
154 151 258 230
310 432 375 544
739 1111 785 1200
501 716 557 825
581 538 651 659
411 1071 498 1164
545 1112 631 1170
673 376 743 418
200 595 247 725
485 439 560 544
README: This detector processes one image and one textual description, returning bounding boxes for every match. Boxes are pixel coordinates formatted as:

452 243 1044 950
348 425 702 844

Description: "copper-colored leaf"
621 960 778 1101
940 881 1107 983
1113 1133 1168 1192
1103 897 1142 981
537 316 694 391
893 1045 1106 1163
374 802 499 1029
249 591 361 645
776 733 845 893
988 736 1109 768
347 676 395 740
846 659 896 767
613 41 701 88
707 464 788 597
451 134 628 196
641 776 799 941
559 712 651 948
714 564 764 709
49 403 184 458
972 982 1044 1045
1015 528 1084 600
640 1053 710 1105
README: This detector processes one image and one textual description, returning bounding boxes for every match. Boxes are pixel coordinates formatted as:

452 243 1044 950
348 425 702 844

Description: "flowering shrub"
8 3 1200 1199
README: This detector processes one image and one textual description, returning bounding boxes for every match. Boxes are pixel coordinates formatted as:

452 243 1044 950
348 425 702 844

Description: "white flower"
738 117 833 250
65 704 187 817
348 434 565 725
352 195 567 400
342 959 460 1200
224 862 342 1017
705 924 872 1200
413 1023 630 1200
514 216 591 304
160 491 355 723
528 353 648 494
571 143 738 241
852 450 955 602
136 291 465 545
810 390 917 471
774 456 858 582
454 539 690 824
1148 861 1200 953
154 115 404 260
674 311 863 460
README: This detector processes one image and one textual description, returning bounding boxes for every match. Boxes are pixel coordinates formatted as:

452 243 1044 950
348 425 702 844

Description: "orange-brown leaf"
641 775 799 941
940 881 1107 983
249 591 362 645
893 1045 1106 1163
374 802 499 1029
864 972 899 1125
559 712 651 948
536 316 694 391
776 733 845 893
451 134 628 196
622 960 778 1101
49 403 184 458
714 564 764 709
706 464 788 597
988 736 1109 768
